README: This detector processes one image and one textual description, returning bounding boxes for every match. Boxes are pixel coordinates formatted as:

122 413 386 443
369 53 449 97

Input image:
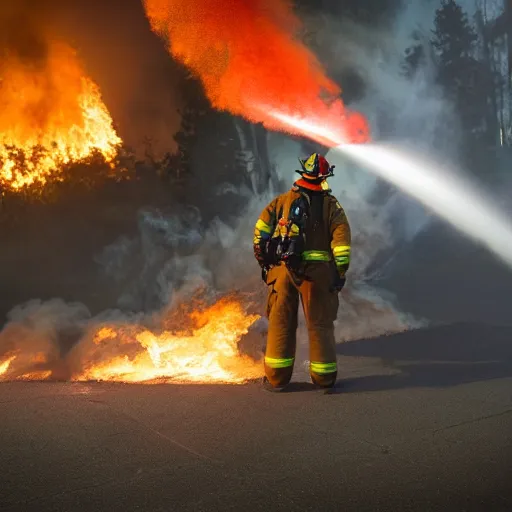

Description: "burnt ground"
1 195 512 510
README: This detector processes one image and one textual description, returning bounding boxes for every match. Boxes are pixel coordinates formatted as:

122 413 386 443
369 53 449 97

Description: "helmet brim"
295 169 335 180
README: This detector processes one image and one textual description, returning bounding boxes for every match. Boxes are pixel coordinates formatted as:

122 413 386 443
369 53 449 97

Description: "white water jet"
329 143 512 269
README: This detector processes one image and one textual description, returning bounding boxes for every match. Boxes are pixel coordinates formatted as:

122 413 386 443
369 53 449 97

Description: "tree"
233 119 280 195
172 73 210 193
433 0 477 65
170 71 261 220
474 7 502 146
432 0 496 146
476 0 510 146
170 62 280 210
403 30 433 79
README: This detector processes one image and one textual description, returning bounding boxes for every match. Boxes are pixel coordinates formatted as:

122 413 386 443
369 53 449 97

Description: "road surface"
1 321 511 511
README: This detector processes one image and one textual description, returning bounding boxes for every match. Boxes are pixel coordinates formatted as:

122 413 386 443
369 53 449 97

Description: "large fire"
143 0 370 145
0 298 263 384
0 40 122 192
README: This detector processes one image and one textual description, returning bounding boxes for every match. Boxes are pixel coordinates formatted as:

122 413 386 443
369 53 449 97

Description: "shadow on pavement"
336 322 512 393
282 382 318 392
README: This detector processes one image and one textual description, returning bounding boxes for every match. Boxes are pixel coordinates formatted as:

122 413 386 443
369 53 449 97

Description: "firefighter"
253 153 351 391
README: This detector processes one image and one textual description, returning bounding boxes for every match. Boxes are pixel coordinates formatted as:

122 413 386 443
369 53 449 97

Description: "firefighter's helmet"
296 153 335 181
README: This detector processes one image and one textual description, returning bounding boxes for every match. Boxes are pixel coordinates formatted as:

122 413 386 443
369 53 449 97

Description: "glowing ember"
0 40 122 192
18 370 53 381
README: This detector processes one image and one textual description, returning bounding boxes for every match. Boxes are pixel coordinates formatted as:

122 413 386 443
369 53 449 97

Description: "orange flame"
76 299 262 383
0 40 122 192
143 0 370 146
0 351 52 381
0 298 263 384
0 355 15 376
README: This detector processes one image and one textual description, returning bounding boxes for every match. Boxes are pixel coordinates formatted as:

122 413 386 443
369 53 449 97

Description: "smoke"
95 206 216 312
320 3 454 258
0 299 91 380
265 2 458 337
0 1 53 62
92 184 421 346
0 183 419 383
0 1 68 132
1 1 455 382
61 0 184 157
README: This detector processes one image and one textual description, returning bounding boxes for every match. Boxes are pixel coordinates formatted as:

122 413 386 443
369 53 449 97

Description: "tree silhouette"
170 72 254 217
173 74 210 190
432 0 496 145
403 30 431 79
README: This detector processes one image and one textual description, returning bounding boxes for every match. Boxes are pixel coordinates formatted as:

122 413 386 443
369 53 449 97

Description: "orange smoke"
143 0 369 146
0 297 263 384
0 40 122 192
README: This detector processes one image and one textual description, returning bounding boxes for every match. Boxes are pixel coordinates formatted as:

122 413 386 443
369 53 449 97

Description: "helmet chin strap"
294 177 330 192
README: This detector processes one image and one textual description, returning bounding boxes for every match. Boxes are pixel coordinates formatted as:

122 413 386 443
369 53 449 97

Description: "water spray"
266 109 512 270
140 0 512 269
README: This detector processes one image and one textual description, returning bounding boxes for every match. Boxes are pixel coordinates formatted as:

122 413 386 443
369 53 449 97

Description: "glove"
330 274 346 293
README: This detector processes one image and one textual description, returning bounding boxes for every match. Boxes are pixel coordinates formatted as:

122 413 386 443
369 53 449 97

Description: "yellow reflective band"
333 245 351 256
255 219 273 234
265 356 295 369
302 250 331 262
310 361 337 374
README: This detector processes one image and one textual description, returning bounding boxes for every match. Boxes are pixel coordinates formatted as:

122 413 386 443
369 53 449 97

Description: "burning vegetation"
0 39 122 193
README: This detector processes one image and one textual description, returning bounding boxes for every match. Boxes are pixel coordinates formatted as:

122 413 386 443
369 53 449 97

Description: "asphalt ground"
2 215 512 511
1 320 511 512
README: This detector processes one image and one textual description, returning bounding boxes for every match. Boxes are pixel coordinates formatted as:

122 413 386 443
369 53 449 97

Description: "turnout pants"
264 263 338 388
